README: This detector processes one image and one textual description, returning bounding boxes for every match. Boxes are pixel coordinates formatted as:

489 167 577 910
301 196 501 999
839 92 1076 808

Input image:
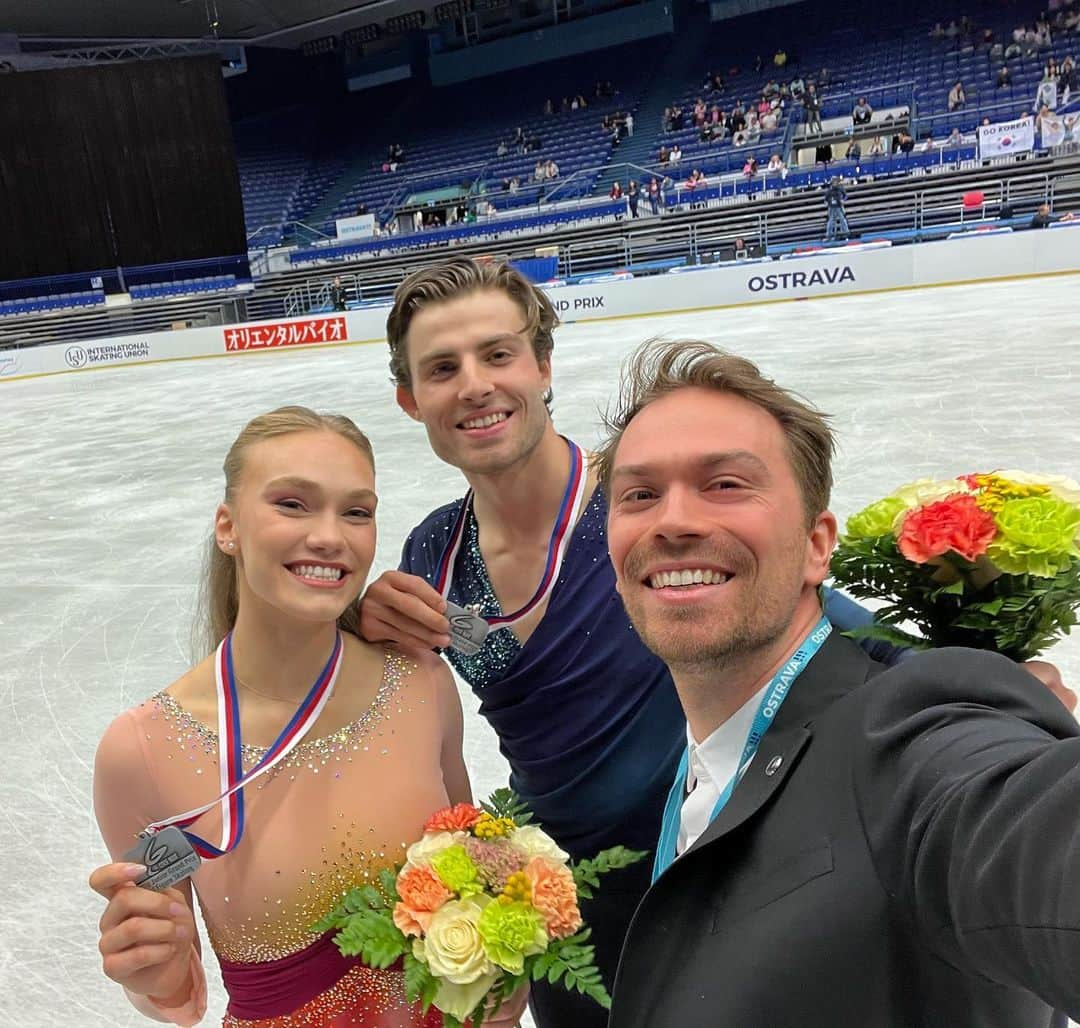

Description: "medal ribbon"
652 616 832 882
144 631 344 859
432 437 589 630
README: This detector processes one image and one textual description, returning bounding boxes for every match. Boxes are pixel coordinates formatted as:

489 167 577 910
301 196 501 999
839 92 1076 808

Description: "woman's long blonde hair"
194 406 374 657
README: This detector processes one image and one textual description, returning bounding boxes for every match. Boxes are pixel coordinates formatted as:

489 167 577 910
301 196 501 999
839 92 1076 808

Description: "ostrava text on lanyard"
653 616 832 881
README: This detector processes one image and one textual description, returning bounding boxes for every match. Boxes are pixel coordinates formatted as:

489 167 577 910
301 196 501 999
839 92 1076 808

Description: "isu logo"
64 345 88 369
145 837 173 871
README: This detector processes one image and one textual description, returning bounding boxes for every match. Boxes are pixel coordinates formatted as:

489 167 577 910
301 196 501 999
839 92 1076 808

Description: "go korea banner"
978 115 1035 159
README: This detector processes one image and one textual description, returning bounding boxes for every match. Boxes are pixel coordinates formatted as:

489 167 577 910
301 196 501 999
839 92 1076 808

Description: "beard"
620 535 808 670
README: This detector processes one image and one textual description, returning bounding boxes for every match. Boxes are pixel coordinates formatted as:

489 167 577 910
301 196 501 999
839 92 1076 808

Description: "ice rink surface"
2 274 1079 1026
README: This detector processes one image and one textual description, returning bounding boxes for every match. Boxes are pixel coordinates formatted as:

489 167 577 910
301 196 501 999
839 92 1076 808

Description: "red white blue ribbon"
433 438 589 631
144 631 344 859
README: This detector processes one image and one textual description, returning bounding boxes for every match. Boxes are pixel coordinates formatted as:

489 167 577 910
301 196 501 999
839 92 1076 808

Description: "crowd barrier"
2 225 1077 384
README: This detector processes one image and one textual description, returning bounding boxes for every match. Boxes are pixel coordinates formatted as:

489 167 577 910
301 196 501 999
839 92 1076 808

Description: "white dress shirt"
677 681 771 856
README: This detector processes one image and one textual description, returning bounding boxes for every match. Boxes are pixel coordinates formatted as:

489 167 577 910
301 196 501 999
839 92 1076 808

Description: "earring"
226 541 235 551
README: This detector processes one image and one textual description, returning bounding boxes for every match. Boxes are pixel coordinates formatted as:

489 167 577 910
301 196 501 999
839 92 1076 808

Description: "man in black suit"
596 339 1080 1028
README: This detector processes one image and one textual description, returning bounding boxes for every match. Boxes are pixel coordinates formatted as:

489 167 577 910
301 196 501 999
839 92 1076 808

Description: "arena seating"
232 0 1077 253
0 290 105 318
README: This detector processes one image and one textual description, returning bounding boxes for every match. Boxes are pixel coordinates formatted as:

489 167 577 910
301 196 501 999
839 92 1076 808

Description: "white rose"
509 825 569 863
431 972 499 1022
413 897 495 985
405 830 465 869
891 477 973 510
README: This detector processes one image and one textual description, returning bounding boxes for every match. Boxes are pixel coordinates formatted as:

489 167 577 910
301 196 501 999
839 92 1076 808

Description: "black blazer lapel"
684 632 879 855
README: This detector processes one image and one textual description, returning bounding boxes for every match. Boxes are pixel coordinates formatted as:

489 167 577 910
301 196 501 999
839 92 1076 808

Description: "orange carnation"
392 865 453 937
424 802 483 833
523 856 582 940
898 493 997 564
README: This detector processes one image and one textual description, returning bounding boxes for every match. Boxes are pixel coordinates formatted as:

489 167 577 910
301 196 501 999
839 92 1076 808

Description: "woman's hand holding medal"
89 861 196 1005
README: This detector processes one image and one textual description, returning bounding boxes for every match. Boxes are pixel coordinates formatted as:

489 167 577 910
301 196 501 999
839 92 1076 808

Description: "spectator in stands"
824 176 849 240
329 277 347 312
699 123 715 144
947 127 963 146
774 48 788 67
610 181 623 201
496 140 508 157
919 133 936 153
1012 23 1027 44
1036 74 1059 110
1035 17 1053 48
896 130 915 153
803 84 823 134
355 202 368 216
846 139 862 159
627 180 640 219
1005 39 1022 60
948 80 966 111
761 107 779 132
997 64 1013 88
544 159 560 180
852 96 873 126
513 125 525 146
867 136 886 156
1046 56 1061 82
542 98 554 115
789 74 806 98
763 78 780 99
560 96 570 112
728 103 747 135
945 19 959 38
703 71 717 93
733 128 750 147
669 142 683 165
686 168 707 208
659 144 670 164
930 21 945 40
1030 202 1076 227
508 176 520 194
625 112 634 137
534 161 546 182
526 133 542 153
746 111 762 142
1060 57 1076 105
741 156 758 178
766 153 786 176
647 176 661 215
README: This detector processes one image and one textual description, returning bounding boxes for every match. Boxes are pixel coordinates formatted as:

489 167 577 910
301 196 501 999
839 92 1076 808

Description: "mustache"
622 540 752 582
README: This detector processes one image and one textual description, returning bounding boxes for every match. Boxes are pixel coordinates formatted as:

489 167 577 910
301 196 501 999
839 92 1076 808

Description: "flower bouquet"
830 471 1080 660
312 789 647 1027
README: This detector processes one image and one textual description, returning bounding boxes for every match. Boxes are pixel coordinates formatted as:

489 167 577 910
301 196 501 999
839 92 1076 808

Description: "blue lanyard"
652 616 832 882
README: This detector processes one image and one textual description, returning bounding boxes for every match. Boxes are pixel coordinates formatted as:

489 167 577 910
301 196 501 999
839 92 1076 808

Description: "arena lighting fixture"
435 0 473 21
385 10 426 32
343 23 381 44
301 35 339 55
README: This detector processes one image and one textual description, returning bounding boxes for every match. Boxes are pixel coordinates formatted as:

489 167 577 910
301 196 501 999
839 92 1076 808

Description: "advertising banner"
223 316 348 352
335 214 376 240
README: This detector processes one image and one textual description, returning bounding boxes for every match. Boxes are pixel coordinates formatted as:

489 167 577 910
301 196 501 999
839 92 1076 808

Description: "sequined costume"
401 485 906 1028
94 649 451 1026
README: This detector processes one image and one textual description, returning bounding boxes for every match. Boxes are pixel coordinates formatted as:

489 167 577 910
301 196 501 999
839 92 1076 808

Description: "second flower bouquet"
312 788 647 1027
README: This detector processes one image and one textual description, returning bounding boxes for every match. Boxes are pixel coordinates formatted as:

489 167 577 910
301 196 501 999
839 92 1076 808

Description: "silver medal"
123 826 201 892
445 600 491 656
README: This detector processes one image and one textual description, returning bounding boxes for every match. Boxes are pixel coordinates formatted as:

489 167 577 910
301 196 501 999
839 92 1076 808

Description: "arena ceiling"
1 0 424 46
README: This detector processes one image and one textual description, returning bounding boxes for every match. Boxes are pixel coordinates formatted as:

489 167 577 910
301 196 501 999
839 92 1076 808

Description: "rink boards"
2 223 1078 384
